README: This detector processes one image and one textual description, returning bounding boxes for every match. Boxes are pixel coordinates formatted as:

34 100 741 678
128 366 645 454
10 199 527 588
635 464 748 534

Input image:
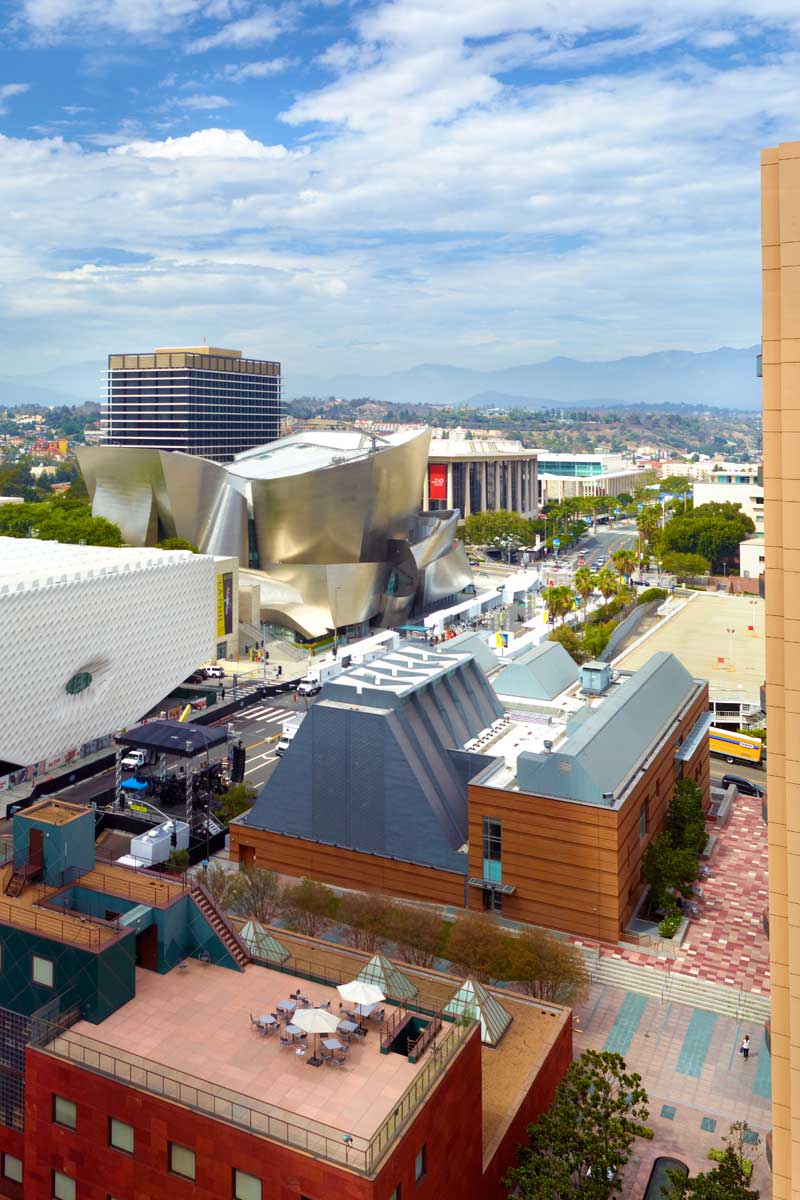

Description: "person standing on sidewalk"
741 1034 751 1060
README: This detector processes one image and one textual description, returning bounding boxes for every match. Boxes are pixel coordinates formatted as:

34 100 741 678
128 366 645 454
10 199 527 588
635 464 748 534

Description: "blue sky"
0 1 797 383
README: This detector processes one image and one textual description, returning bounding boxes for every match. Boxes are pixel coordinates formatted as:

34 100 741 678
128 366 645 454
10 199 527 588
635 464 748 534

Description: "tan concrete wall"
761 140 800 1200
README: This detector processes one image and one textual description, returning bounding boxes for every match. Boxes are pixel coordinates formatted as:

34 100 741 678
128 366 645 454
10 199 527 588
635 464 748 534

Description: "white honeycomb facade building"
0 538 216 765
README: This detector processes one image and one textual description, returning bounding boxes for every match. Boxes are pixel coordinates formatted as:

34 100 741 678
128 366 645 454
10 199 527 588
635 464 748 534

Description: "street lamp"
725 626 736 672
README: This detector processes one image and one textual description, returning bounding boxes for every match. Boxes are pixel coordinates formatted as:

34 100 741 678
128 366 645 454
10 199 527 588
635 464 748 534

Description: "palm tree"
573 566 596 613
544 584 573 625
611 548 637 582
595 566 620 616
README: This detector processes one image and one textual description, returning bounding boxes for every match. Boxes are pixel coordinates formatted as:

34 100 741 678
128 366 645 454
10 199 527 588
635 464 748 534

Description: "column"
495 461 501 510
446 462 454 510
464 461 472 517
423 466 429 510
480 461 487 512
516 461 523 514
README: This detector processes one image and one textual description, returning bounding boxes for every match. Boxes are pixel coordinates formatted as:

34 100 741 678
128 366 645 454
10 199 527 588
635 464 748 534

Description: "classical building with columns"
424 439 539 518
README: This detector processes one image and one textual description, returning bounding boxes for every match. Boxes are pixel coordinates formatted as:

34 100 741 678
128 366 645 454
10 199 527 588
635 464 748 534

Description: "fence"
40 1015 474 1175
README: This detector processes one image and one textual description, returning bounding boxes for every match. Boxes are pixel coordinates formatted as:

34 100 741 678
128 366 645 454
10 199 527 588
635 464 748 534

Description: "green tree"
0 497 123 546
216 783 255 827
505 927 590 1006
595 566 620 615
385 903 447 968
283 878 340 937
637 505 661 547
669 1123 759 1199
462 509 534 547
227 864 284 925
338 890 394 954
504 1050 651 1198
445 911 511 982
573 566 597 611
548 625 589 664
667 779 707 854
204 862 236 908
660 551 711 580
656 502 755 573
611 548 637 581
157 536 199 552
583 621 613 659
544 584 574 624
642 833 699 913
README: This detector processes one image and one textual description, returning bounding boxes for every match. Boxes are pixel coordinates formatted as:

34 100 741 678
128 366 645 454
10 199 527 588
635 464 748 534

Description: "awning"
675 712 714 763
116 720 227 758
120 777 148 791
467 878 516 894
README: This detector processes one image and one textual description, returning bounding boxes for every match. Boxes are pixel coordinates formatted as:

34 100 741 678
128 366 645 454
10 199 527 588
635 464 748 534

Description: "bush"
283 878 340 938
658 909 683 938
548 625 589 664
164 848 189 873
637 587 668 606
227 865 284 925
444 911 511 981
505 928 589 1006
582 621 613 658
337 891 394 954
385 904 448 967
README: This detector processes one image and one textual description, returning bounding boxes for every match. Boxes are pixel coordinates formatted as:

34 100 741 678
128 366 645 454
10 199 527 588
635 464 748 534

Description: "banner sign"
428 463 447 501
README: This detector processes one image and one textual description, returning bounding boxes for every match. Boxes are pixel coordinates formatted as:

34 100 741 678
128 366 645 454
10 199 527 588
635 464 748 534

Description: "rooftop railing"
39 1012 474 1176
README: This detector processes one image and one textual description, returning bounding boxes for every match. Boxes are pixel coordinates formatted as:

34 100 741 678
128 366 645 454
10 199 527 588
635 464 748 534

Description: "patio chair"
319 1000 331 1011
372 1009 385 1024
320 1049 334 1064
250 1014 261 1032
331 1055 346 1067
279 1033 291 1047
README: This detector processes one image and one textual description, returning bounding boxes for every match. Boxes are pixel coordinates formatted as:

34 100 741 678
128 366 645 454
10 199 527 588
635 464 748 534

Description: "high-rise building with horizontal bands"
762 140 800 1200
103 345 282 462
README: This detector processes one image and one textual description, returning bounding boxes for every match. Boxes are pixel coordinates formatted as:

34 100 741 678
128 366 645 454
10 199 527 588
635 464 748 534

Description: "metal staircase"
190 882 251 970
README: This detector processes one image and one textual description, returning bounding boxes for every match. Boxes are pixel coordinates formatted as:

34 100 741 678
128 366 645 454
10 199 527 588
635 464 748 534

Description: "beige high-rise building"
762 141 800 1199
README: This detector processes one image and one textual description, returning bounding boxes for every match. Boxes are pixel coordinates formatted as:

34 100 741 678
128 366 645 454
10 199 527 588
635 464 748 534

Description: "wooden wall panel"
229 826 466 907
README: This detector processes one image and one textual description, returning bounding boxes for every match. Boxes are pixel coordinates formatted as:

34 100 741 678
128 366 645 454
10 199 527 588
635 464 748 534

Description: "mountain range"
0 345 761 410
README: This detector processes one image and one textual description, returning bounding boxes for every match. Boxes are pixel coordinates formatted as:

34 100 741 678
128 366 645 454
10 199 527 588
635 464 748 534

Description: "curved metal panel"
419 542 473 607
77 446 170 546
159 452 247 559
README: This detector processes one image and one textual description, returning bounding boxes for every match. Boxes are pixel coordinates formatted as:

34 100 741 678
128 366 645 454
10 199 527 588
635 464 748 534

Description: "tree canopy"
504 1050 651 1198
462 509 535 546
0 497 123 546
656 501 754 573
669 1123 760 1199
158 537 199 552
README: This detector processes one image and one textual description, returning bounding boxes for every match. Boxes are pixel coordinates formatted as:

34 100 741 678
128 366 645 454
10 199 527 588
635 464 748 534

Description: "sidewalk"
575 982 772 1195
572 791 770 997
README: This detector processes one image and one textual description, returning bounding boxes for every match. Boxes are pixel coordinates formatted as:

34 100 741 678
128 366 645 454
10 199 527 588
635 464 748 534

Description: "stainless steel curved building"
76 429 472 639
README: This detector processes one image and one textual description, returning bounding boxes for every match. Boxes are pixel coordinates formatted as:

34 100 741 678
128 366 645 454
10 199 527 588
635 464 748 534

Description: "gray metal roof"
515 652 698 806
437 630 498 674
492 640 580 701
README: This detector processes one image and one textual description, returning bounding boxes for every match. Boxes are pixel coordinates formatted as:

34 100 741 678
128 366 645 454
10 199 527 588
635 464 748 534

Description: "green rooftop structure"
239 919 290 964
443 978 512 1047
357 952 418 1002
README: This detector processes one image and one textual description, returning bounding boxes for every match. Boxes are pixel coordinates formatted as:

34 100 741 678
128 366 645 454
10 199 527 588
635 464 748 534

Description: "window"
483 887 502 913
482 817 502 883
52 1171 75 1200
639 802 648 840
32 955 54 988
2 1154 22 1182
415 1146 427 1184
53 1094 76 1129
170 1143 196 1180
109 1117 134 1154
234 1169 261 1200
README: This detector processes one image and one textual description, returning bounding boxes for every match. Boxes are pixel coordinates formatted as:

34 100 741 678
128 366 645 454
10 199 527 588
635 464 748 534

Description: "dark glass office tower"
103 346 282 462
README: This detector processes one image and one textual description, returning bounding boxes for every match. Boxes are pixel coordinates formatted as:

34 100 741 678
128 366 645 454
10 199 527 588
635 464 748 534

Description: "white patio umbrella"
337 980 386 1007
291 1006 340 1065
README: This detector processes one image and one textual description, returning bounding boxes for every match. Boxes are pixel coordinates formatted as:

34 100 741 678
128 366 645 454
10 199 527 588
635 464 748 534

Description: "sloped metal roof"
443 978 512 1047
516 651 698 807
493 640 580 701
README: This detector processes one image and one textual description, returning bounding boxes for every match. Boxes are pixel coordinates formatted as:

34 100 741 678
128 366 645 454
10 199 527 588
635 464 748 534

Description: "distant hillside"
1 346 762 410
288 346 761 410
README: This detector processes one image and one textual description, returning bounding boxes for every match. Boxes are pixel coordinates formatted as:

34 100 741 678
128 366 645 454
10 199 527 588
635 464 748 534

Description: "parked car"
121 749 146 771
643 1156 688 1198
184 670 206 684
203 665 225 678
469 558 482 566
720 773 765 798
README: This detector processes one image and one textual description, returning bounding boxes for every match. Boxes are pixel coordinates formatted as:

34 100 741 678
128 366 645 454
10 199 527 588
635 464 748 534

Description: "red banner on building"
428 463 447 501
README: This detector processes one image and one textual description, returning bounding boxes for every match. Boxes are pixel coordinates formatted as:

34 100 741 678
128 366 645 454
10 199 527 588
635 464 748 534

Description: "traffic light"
170 827 177 847
231 742 246 783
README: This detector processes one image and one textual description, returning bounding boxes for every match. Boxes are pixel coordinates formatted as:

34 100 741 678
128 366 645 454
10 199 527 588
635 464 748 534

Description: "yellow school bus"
708 726 764 766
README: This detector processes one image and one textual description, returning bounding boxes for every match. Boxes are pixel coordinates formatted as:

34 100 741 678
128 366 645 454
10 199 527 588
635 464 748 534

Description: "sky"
0 0 797 383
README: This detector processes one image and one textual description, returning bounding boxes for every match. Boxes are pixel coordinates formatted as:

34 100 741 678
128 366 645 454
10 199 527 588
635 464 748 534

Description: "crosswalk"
236 704 288 723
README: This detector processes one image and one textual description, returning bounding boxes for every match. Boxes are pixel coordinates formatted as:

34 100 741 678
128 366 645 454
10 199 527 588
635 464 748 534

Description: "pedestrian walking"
740 1034 750 1060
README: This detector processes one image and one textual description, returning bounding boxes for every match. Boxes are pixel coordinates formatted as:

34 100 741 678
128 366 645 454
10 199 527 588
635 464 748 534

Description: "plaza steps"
581 950 770 1023
190 883 251 970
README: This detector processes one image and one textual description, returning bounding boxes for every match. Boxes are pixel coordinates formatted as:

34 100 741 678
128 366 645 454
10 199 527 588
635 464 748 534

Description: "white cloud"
110 126 292 157
185 8 285 53
220 57 296 82
175 92 232 108
0 84 30 115
21 0 210 36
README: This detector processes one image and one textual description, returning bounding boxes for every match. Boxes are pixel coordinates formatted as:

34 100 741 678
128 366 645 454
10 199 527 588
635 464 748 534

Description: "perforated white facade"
0 538 216 765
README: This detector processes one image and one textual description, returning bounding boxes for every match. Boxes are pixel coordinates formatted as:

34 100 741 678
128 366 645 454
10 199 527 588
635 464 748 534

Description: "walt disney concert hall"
77 429 472 640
